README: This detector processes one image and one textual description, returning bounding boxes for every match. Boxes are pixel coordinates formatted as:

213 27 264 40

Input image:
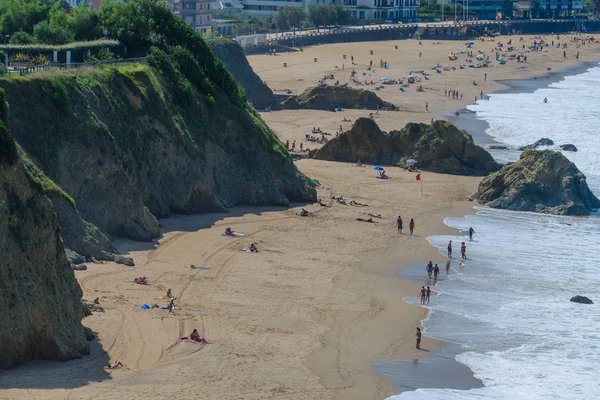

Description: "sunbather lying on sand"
297 208 314 217
356 218 377 223
223 228 245 237
350 200 368 207
181 329 210 344
134 276 149 285
316 198 329 207
368 213 383 218
332 196 346 205
105 360 123 370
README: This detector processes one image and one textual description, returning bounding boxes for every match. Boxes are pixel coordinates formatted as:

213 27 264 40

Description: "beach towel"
238 248 253 253
187 308 202 312
141 304 150 309
191 265 210 270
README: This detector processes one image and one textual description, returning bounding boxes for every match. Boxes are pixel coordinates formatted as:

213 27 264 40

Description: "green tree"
8 31 36 44
530 0 541 18
307 4 327 31
274 7 289 31
33 20 74 44
333 4 350 26
286 6 306 33
500 0 514 18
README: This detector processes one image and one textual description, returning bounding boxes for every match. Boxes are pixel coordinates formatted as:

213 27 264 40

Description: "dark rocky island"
281 85 397 111
570 295 594 304
518 138 554 151
312 118 500 176
474 150 600 215
560 144 578 152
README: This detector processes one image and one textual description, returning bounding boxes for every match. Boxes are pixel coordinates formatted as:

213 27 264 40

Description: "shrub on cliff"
0 89 18 165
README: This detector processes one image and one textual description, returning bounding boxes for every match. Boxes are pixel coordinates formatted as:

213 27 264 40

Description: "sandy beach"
2 35 600 400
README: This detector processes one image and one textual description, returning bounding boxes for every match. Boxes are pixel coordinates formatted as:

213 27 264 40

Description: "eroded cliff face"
208 38 280 111
1 59 315 249
0 98 89 368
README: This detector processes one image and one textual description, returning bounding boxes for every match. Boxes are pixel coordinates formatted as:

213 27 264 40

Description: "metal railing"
14 57 148 76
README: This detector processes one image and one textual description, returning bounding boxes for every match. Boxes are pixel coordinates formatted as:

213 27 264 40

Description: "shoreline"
367 57 600 398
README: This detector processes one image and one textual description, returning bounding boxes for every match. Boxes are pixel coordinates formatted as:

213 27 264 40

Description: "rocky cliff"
312 118 499 176
0 89 89 369
475 150 600 215
208 38 280 111
1 48 315 260
282 85 397 111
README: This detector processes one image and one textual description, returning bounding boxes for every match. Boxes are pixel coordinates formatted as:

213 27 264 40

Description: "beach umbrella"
406 159 417 165
373 166 384 171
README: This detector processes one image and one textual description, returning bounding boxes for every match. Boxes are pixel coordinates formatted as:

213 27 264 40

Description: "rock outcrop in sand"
312 118 499 176
0 90 89 368
570 295 594 304
282 85 397 111
2 48 315 263
208 38 280 110
475 150 600 216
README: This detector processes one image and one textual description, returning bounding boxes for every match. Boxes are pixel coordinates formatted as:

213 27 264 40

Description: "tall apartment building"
168 0 214 35
343 0 419 20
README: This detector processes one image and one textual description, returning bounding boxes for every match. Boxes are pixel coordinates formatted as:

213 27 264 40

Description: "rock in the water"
282 85 396 111
312 118 500 176
489 145 509 150
474 150 600 215
560 144 578 152
570 295 594 304
518 138 554 151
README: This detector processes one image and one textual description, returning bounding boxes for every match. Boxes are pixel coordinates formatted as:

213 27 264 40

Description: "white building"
343 0 419 20
241 0 333 18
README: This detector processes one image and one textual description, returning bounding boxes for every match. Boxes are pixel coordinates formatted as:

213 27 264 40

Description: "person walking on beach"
397 216 403 233
484 72 487 81
409 218 415 235
168 298 176 314
461 242 467 260
425 102 429 111
426 261 433 279
419 286 427 305
426 286 431 304
416 327 422 349
469 227 475 241
447 240 453 258
433 264 440 280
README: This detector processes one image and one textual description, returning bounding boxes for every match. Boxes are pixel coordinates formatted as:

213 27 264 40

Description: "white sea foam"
387 66 600 400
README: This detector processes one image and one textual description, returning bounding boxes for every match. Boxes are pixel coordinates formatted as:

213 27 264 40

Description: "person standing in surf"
426 261 433 279
419 286 427 305
447 240 453 258
433 264 440 280
461 242 467 260
426 286 431 304
469 227 475 241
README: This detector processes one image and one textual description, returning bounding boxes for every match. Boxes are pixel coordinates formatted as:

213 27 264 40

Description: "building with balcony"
515 0 582 18
167 0 214 36
241 0 332 18
344 0 419 20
